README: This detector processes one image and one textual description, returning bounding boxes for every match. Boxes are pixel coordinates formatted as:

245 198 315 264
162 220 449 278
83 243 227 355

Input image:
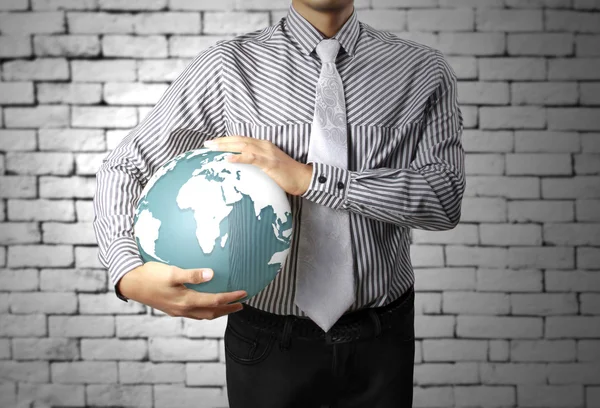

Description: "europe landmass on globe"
133 148 294 301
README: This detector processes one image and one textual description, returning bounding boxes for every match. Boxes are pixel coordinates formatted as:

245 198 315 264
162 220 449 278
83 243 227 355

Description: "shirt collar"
285 3 360 59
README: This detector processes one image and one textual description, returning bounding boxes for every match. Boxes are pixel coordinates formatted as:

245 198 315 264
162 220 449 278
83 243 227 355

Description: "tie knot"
315 38 340 63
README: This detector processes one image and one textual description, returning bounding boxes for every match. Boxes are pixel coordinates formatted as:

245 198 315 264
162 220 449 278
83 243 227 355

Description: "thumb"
172 267 213 285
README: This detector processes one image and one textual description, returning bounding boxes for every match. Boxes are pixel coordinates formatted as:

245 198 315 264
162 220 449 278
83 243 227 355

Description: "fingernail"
202 269 213 280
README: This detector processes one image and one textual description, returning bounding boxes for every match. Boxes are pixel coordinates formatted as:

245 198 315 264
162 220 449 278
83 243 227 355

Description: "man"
93 0 465 407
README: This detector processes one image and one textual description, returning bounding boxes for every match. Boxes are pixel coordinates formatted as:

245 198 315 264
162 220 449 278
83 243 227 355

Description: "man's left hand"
203 136 313 196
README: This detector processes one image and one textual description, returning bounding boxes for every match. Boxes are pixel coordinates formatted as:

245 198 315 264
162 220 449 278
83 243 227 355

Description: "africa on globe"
133 147 294 303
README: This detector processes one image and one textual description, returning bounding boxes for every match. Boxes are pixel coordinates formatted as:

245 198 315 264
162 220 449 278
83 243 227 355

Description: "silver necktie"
294 38 355 333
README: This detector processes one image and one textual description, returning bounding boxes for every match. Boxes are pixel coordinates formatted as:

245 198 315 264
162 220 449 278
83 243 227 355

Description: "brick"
82 339 147 360
407 9 473 31
446 245 508 268
72 106 137 128
153 385 224 408
457 316 543 338
2 58 69 80
415 363 478 385
422 339 487 362
6 152 73 175
116 315 182 337
543 176 600 198
574 153 600 174
447 56 477 78
480 107 545 129
67 12 135 33
466 153 504 175
588 387 600 407
479 58 545 80
512 82 578 106
0 176 36 198
545 223 600 246
413 387 454 408
460 197 507 222
480 363 547 384
72 59 136 82
0 361 49 382
119 362 185 384
39 128 106 151
436 32 505 56
514 130 580 153
480 224 542 246
40 176 96 198
0 130 37 151
0 222 40 244
455 386 515 407
52 361 118 383
577 199 600 221
581 83 600 105
415 316 455 338
33 34 100 57
0 35 31 58
489 340 509 362
204 11 269 34
186 363 226 386
32 0 97 9
0 268 38 291
8 199 75 222
581 294 600 314
103 82 168 105
40 268 106 292
75 200 94 221
4 105 69 128
412 224 478 245
169 35 230 57
443 291 510 315
0 12 65 34
79 293 146 314
512 293 578 315
75 246 104 268
0 314 46 336
0 82 34 104
353 9 406 31
549 108 600 131
412 268 476 291
517 385 584 407
42 222 96 244
547 363 600 384
138 58 191 82
149 338 218 361
0 0 28 9
576 34 600 56
549 59 600 80
10 292 77 314
546 270 600 292
578 246 600 269
169 0 235 9
508 247 574 269
17 383 84 406
134 12 200 34
49 315 114 337
578 340 600 361
99 0 167 9
409 245 444 267
8 244 73 267
548 316 600 338
102 35 168 58
546 10 600 33
37 83 102 104
415 293 441 314
508 200 574 223
466 176 539 198
508 33 573 56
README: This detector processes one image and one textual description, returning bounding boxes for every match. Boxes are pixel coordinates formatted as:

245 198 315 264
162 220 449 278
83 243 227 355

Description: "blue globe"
133 148 293 303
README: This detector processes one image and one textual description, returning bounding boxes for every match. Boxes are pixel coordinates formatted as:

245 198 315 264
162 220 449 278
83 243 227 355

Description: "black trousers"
224 287 415 408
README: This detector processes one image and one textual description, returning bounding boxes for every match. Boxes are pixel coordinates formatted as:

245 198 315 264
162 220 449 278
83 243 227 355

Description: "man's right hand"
117 261 247 320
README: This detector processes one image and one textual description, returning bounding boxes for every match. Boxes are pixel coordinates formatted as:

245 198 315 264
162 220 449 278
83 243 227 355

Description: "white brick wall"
0 1 599 407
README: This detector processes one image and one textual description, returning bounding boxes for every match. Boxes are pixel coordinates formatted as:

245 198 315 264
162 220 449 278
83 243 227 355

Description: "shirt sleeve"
92 42 227 302
301 49 466 231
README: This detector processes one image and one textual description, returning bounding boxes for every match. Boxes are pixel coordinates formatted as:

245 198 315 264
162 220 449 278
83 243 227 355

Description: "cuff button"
337 181 345 189
318 175 327 183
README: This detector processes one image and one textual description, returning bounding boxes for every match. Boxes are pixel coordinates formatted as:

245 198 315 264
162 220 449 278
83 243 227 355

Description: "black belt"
235 286 414 344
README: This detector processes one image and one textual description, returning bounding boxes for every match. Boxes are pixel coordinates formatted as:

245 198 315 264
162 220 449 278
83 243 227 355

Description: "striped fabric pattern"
92 3 466 316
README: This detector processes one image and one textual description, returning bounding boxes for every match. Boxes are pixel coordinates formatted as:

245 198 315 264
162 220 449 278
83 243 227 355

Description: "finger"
184 289 248 308
169 267 214 286
184 303 244 320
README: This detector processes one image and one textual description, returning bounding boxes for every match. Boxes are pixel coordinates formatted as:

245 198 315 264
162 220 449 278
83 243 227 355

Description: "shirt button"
337 181 345 189
318 175 327 183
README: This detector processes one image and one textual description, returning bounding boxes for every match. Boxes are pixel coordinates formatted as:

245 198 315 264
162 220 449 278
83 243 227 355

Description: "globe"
133 148 294 303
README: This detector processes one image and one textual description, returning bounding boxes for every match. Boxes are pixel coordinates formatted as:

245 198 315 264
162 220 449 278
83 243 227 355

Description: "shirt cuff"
106 236 145 303
300 161 351 210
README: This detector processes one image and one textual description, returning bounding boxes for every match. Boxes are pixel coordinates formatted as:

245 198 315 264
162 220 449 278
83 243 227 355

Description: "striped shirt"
93 3 466 316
